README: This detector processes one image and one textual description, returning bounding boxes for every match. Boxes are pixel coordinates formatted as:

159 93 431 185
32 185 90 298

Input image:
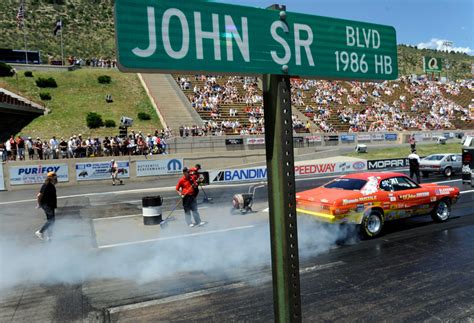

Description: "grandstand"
174 75 474 134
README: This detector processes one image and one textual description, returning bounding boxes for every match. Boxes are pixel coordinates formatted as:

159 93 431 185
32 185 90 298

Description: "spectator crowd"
0 129 172 162
176 74 472 136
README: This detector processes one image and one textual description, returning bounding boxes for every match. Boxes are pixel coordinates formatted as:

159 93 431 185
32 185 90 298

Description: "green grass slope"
0 68 161 139
0 0 115 62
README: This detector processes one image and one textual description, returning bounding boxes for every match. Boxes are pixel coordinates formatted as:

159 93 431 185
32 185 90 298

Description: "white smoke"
0 205 356 290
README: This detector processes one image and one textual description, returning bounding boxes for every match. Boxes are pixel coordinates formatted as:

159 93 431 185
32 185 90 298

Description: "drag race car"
296 172 460 239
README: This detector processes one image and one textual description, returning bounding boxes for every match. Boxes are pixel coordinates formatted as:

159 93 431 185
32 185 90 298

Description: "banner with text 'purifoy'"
115 0 397 80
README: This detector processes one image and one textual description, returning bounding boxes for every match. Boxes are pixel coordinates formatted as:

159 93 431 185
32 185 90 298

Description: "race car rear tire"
431 199 451 222
360 210 384 239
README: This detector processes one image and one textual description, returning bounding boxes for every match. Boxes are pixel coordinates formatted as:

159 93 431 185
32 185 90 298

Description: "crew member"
408 149 421 184
189 164 202 195
35 172 58 241
110 159 122 186
176 167 205 227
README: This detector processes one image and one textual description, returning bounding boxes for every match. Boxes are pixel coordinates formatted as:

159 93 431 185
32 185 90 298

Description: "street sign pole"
263 73 301 322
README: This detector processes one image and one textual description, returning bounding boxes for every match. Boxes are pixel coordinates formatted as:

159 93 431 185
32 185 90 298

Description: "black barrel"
142 196 163 225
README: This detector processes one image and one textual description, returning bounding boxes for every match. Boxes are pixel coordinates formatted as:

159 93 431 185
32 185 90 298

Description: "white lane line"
460 190 474 195
107 260 344 314
97 224 256 249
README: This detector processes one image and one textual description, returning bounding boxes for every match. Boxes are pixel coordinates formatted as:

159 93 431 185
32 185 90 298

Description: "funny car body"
296 172 460 238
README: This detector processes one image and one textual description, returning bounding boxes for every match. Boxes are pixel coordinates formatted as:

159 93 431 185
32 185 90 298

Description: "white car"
420 153 462 177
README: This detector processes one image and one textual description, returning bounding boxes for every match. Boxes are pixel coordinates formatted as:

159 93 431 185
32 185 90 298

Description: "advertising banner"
295 160 367 176
211 160 368 182
225 138 244 145
76 161 130 181
9 164 69 185
306 135 322 143
210 166 267 183
384 133 398 141
324 135 339 142
367 158 409 170
0 164 5 190
341 134 356 142
246 137 265 145
136 158 183 177
372 133 384 141
357 134 372 141
423 56 443 73
293 137 304 143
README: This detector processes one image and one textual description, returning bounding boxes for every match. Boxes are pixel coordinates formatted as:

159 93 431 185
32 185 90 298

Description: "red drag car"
296 172 460 238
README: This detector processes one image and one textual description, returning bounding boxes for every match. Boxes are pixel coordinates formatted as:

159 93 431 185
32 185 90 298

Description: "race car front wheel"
431 199 451 222
360 210 384 239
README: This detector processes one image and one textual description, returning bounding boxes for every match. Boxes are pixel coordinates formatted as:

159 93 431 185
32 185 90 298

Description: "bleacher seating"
174 75 474 134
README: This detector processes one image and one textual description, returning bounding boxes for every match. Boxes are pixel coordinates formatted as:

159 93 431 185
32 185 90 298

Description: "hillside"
0 0 473 79
0 68 160 139
0 0 115 62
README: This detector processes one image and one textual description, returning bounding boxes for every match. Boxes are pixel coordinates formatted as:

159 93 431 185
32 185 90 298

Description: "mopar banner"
341 134 356 142
295 160 367 176
9 164 69 185
293 137 304 143
76 161 130 181
136 158 183 177
0 164 5 190
225 138 244 145
367 158 409 170
384 133 398 141
210 166 267 183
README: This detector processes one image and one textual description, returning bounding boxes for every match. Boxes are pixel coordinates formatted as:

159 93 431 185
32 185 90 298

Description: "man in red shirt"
176 167 205 227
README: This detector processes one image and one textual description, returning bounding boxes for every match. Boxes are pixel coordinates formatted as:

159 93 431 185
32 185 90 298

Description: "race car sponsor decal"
342 198 359 205
430 196 437 202
398 192 429 200
361 176 378 195
435 187 455 195
342 196 376 205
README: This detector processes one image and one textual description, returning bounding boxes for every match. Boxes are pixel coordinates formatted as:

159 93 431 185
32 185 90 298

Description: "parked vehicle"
419 153 462 177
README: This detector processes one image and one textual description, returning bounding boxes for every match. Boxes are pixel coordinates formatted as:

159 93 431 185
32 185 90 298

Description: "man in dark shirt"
176 167 205 227
35 172 58 241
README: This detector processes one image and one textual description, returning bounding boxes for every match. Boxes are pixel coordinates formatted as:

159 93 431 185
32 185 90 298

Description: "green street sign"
423 56 443 73
115 0 398 80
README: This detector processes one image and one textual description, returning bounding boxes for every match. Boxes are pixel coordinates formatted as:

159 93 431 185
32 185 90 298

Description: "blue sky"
220 0 473 54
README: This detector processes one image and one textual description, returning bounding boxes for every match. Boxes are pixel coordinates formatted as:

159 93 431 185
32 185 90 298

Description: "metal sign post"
263 73 301 322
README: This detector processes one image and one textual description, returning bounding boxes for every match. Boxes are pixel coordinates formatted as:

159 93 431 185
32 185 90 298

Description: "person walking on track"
408 149 421 184
176 167 206 227
35 172 58 241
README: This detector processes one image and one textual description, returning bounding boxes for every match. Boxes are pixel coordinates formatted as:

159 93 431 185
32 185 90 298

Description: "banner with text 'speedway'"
115 0 398 80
